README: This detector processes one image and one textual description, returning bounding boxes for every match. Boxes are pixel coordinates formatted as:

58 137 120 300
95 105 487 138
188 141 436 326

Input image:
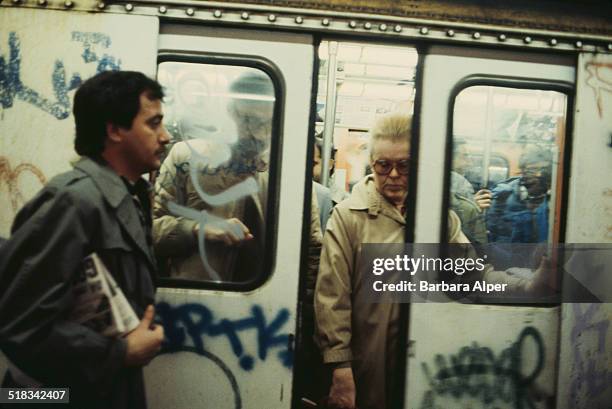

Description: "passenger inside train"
152 69 274 283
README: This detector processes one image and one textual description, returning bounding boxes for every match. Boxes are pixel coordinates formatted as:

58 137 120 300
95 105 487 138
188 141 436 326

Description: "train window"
152 61 277 289
449 85 568 269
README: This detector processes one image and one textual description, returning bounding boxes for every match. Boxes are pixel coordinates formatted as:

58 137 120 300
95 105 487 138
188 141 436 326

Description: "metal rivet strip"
4 1 610 53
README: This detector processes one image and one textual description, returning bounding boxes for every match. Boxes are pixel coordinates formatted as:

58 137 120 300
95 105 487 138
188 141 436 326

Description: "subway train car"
0 0 611 408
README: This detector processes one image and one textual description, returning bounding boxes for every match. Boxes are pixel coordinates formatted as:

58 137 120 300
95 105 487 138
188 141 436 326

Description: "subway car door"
145 25 314 409
406 46 575 409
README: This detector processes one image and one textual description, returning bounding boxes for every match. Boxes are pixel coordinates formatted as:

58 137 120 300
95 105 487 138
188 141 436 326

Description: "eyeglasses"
373 159 410 176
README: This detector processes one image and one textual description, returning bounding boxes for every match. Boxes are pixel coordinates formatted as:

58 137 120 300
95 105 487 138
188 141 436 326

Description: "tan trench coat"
153 140 323 283
314 175 412 409
314 175 529 409
152 140 268 281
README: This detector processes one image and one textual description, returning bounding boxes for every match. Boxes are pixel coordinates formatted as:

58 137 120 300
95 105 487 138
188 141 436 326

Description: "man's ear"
106 122 123 144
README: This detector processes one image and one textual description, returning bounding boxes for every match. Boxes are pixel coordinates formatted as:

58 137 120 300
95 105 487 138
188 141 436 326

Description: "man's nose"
389 166 400 177
159 126 171 144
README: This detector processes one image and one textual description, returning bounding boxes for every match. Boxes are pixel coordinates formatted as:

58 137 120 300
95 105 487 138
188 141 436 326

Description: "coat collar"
74 157 132 208
347 175 405 225
74 157 155 267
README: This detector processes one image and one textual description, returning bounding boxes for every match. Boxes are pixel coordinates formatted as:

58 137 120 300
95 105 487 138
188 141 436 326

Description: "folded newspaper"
69 253 139 337
8 253 140 387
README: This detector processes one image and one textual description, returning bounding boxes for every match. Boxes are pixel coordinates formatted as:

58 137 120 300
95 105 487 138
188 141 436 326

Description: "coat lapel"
115 195 155 268
74 158 155 268
349 175 406 226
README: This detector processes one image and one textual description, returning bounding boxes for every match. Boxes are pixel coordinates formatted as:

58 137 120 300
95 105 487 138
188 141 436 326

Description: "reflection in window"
450 86 567 270
152 62 276 286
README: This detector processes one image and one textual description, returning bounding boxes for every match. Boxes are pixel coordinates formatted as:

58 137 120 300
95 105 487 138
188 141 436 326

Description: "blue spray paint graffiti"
71 31 121 73
156 302 292 371
0 31 120 119
570 304 611 402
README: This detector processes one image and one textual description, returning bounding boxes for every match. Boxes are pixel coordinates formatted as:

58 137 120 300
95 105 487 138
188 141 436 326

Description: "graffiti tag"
0 31 120 119
420 326 545 409
584 62 612 119
570 304 611 402
157 302 292 371
0 156 46 212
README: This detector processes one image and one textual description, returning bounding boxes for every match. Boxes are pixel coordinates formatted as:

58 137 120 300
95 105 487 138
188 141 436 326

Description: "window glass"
450 85 568 269
153 62 276 287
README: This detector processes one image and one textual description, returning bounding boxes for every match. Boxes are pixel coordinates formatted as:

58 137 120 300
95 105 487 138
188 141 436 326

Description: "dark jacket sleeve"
0 186 127 396
487 187 508 243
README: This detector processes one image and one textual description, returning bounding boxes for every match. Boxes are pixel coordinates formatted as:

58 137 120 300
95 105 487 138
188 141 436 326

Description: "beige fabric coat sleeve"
306 185 323 305
314 206 355 363
153 144 198 258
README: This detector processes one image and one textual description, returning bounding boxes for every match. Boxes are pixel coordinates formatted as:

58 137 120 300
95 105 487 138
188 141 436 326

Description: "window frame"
153 52 285 292
442 76 574 304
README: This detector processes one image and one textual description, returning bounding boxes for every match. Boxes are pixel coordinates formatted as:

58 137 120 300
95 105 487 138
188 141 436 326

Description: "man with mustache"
0 71 168 408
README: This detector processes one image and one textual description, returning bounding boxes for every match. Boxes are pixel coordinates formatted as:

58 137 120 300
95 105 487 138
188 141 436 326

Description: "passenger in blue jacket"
486 146 553 267
487 146 552 243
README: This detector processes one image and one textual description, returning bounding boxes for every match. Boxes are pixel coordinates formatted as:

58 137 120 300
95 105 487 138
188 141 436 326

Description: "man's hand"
327 367 356 409
125 305 165 367
193 218 254 246
474 189 492 210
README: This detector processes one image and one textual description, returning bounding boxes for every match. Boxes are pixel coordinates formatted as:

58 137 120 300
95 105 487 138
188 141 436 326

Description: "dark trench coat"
0 157 156 409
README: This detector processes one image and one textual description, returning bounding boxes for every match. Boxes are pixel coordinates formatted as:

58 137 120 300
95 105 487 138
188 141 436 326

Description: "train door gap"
296 38 421 408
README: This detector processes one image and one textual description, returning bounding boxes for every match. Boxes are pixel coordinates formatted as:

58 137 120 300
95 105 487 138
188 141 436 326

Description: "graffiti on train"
156 302 292 371
0 156 47 213
570 304 611 402
0 31 120 119
420 326 545 409
584 62 612 119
